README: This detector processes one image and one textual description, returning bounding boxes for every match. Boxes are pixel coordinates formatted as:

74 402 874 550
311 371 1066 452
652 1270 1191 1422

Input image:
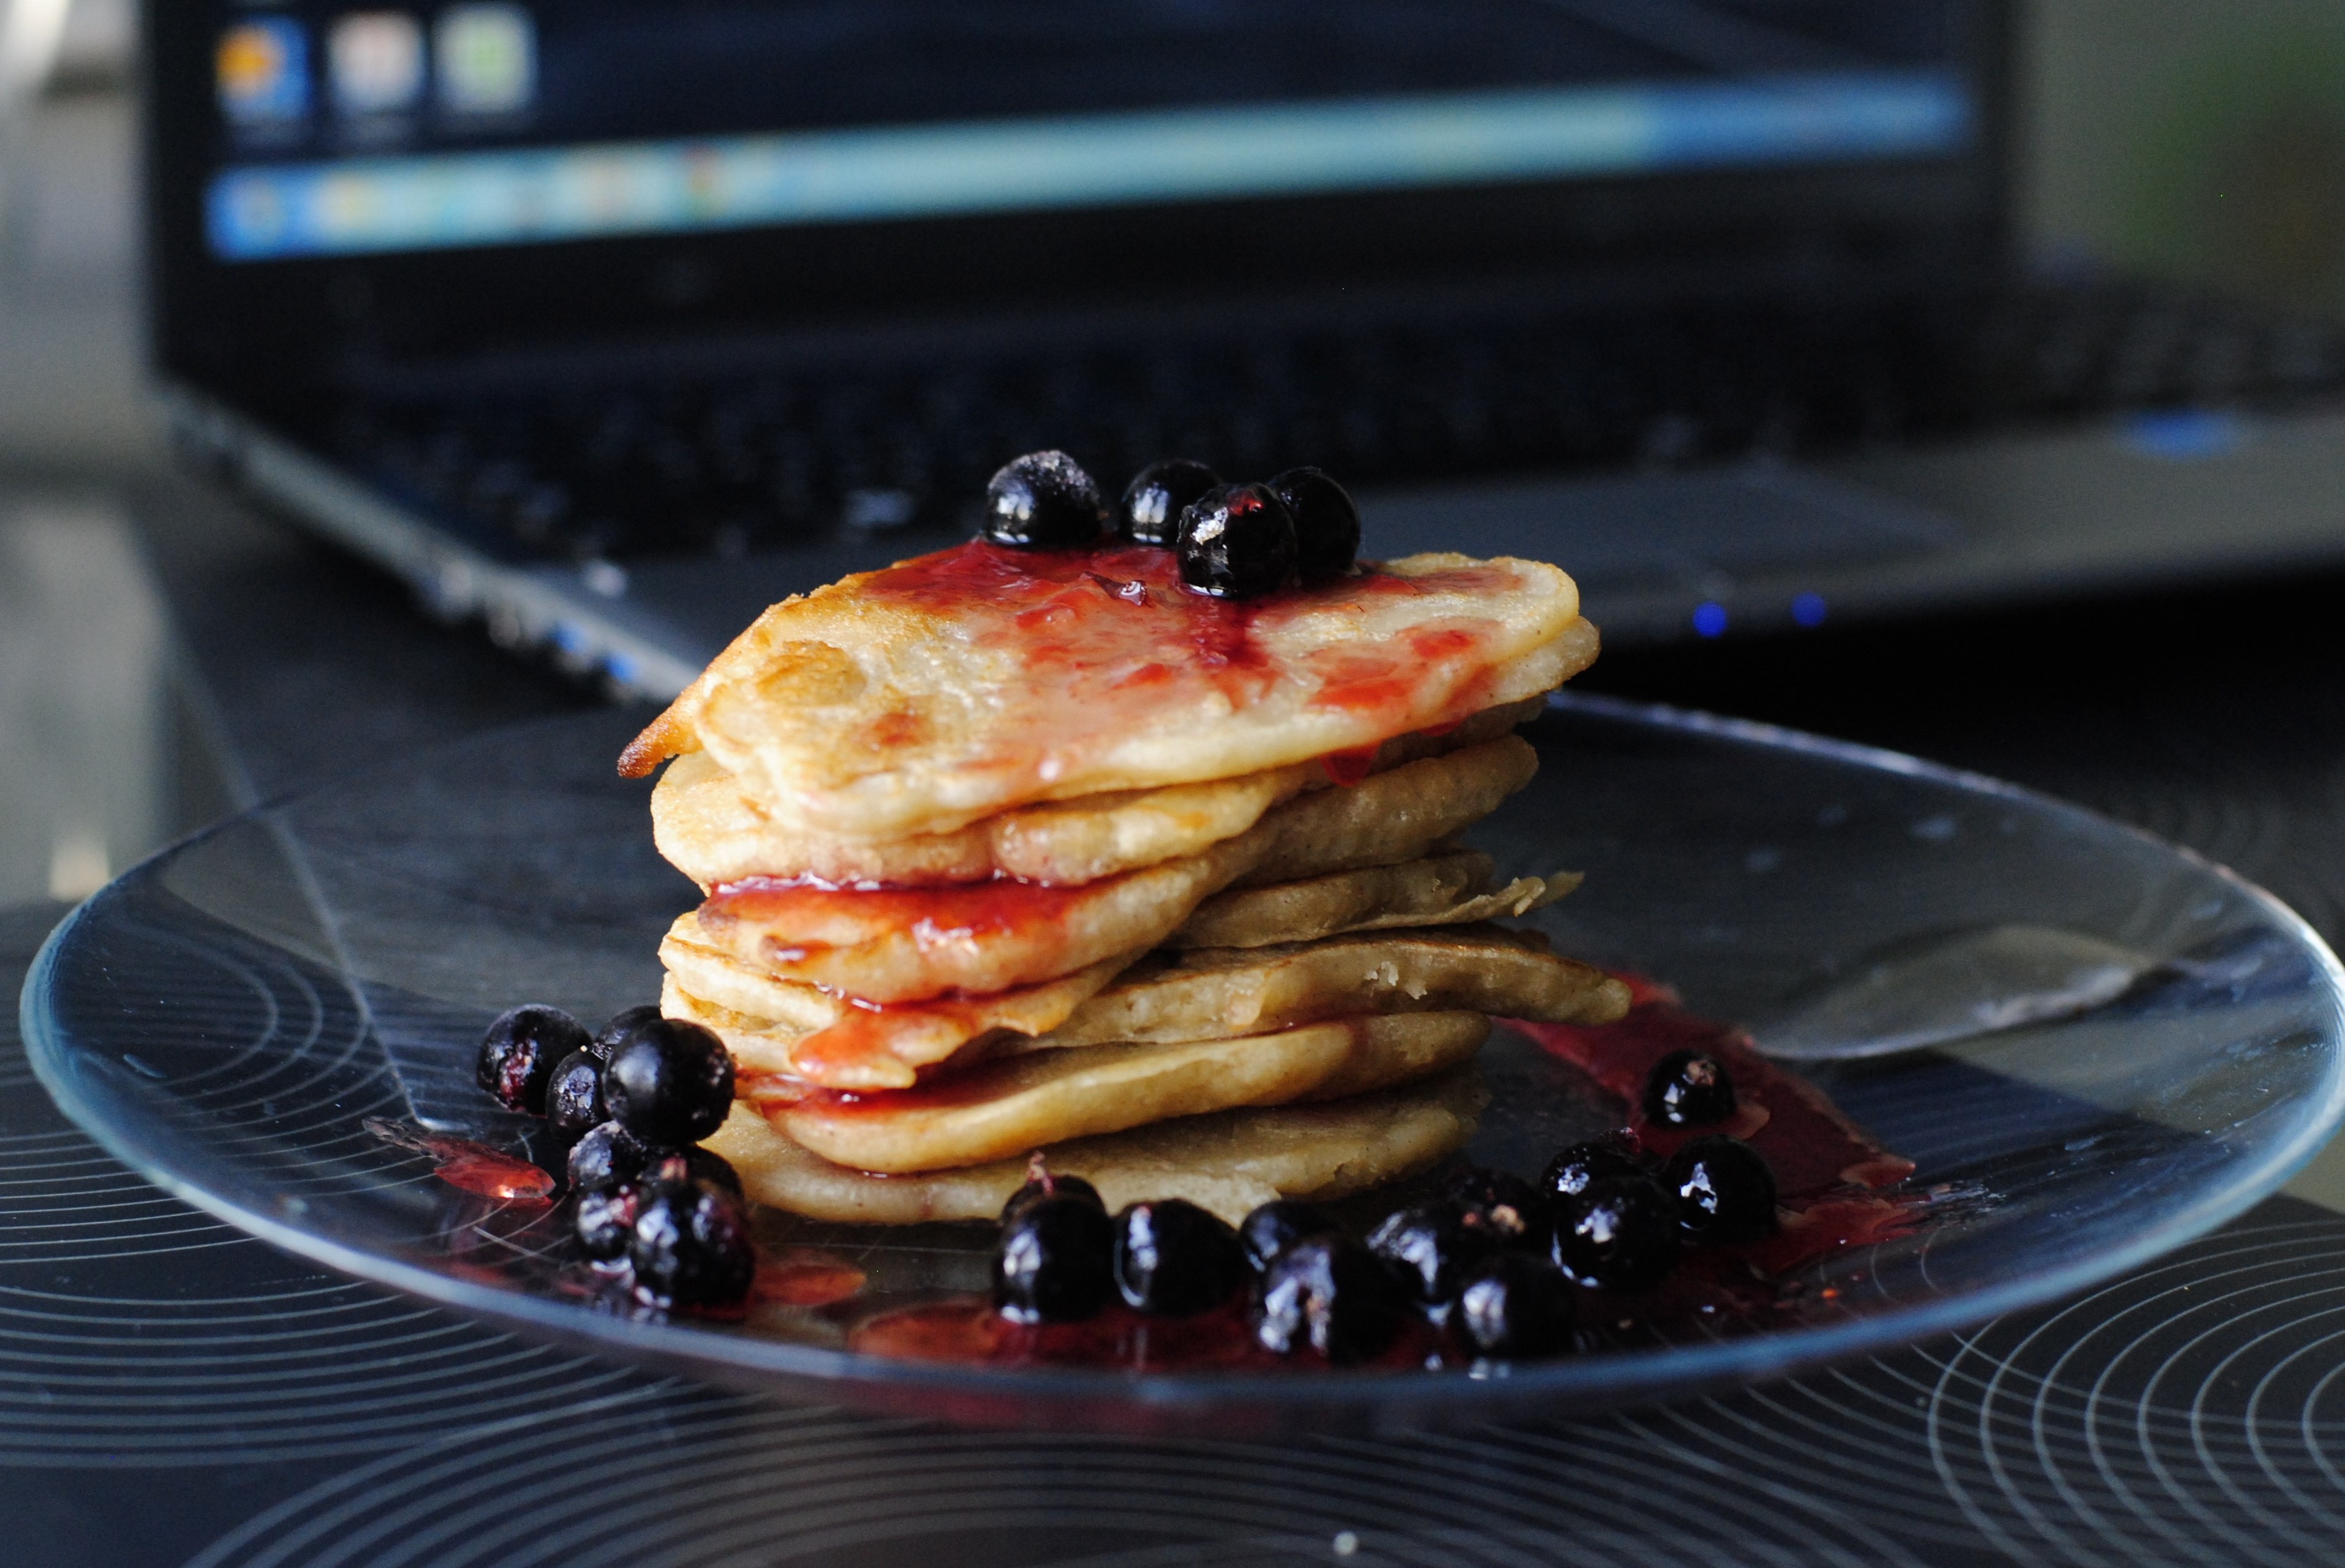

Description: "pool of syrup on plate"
841 984 1924 1370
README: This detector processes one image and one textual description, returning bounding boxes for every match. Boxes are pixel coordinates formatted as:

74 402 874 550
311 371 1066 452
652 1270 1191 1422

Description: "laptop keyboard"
320 277 2345 568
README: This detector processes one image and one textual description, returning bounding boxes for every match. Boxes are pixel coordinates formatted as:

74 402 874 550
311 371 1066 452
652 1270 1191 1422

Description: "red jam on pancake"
621 540 1590 843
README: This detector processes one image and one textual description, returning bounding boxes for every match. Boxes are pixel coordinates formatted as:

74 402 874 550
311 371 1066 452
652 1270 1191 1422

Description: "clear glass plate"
21 696 2345 1433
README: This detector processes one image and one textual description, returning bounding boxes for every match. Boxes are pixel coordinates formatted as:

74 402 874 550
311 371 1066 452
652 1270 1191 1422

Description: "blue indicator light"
1791 592 1828 627
1692 601 1729 638
2123 409 2244 462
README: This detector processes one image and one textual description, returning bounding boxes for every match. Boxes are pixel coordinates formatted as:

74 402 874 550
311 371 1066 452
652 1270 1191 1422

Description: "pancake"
697 834 1244 1005
689 736 1537 1003
1023 927 1631 1052
1169 850 1577 949
655 751 1313 893
650 695 1548 891
668 925 1624 1088
1223 734 1539 887
660 955 1130 1089
776 1011 1490 1174
703 1066 1487 1226
619 541 1592 842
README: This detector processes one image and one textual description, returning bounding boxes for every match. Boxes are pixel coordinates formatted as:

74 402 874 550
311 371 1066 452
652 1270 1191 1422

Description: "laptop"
141 1 2345 699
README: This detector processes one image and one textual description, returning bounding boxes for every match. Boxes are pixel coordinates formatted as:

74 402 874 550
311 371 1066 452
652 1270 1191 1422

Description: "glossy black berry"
1644 1050 1737 1127
575 1182 641 1261
592 1004 664 1063
1550 1175 1682 1291
1541 1134 1650 1200
1114 1199 1250 1316
1000 1170 1104 1226
1237 1199 1338 1272
682 1146 744 1199
1456 1253 1578 1358
602 1019 735 1146
1367 1202 1493 1306
629 1180 757 1308
1269 467 1361 585
1254 1237 1410 1365
1177 482 1297 599
567 1120 650 1194
1444 1164 1549 1248
545 1049 606 1140
1117 458 1220 547
994 1194 1117 1323
981 450 1106 549
639 1152 693 1189
476 1005 591 1115
1665 1134 1778 1243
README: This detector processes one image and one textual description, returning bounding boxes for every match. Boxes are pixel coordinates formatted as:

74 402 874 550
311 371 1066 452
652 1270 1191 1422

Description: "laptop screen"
195 2 1976 265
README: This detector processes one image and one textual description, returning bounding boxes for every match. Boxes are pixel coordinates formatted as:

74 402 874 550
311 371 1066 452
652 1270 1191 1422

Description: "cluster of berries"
475 1004 754 1310
979 449 1363 600
991 1048 1777 1365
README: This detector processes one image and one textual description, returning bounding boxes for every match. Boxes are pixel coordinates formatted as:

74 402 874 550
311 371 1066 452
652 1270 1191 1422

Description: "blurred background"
2 0 2343 900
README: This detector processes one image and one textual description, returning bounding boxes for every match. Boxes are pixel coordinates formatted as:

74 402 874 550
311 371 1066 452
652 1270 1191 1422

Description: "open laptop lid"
146 2 2009 421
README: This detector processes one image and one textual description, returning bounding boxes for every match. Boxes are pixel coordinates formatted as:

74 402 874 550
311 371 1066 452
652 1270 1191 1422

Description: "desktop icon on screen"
436 5 535 116
329 12 426 117
216 17 309 126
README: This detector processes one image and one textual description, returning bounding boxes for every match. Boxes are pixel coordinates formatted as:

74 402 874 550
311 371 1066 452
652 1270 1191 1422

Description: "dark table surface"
11 468 2345 1566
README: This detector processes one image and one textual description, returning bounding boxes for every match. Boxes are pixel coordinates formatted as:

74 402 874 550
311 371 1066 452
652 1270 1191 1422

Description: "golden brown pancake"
668 925 1622 1088
620 542 1590 842
1024 927 1630 1052
654 752 1313 893
696 835 1242 1005
689 736 1537 1002
649 695 1549 891
1223 734 1539 887
703 1066 1487 1224
1169 850 1577 949
776 1011 1489 1174
659 955 1129 1090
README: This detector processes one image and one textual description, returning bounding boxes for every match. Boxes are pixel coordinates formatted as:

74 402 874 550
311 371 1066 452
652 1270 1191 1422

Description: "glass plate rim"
20 692 2345 1417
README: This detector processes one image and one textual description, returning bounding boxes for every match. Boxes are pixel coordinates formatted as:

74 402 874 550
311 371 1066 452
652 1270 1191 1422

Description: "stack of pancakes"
618 543 1631 1224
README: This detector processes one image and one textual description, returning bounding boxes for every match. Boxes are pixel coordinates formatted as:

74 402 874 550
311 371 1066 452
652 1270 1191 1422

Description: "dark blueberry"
1237 1199 1339 1272
1112 1199 1249 1316
1444 1164 1549 1248
591 1004 665 1063
476 1005 591 1115
574 1182 641 1262
1366 1202 1493 1306
1550 1175 1682 1291
629 1180 757 1308
544 1049 606 1140
981 450 1106 549
1644 1049 1737 1127
1000 1170 1105 1226
1117 458 1220 547
1268 467 1361 585
1541 1133 1650 1200
1456 1253 1578 1358
1253 1237 1410 1365
1665 1134 1778 1244
638 1153 690 1189
602 1019 735 1146
1176 482 1297 600
567 1120 649 1194
992 1194 1117 1323
682 1146 744 1199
